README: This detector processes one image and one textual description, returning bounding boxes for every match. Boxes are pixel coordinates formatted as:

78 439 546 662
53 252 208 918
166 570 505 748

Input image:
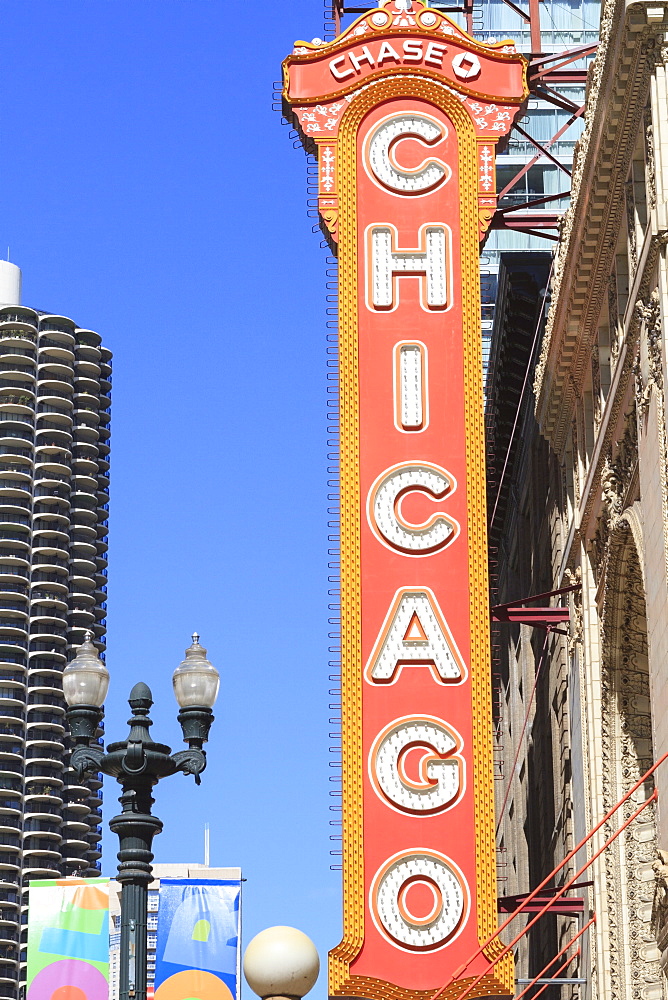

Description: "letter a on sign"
365 588 466 684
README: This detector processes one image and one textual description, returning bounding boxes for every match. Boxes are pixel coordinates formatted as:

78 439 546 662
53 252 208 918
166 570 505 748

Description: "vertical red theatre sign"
283 6 527 999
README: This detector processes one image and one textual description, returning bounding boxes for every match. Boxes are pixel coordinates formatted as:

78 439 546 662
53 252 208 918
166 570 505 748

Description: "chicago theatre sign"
283 5 527 999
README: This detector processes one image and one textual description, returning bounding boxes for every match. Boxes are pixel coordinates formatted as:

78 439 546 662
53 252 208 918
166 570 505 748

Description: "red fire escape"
325 0 596 240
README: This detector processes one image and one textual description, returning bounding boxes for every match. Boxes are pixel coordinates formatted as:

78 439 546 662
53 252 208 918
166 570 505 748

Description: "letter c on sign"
364 113 451 195
370 850 468 950
367 462 459 555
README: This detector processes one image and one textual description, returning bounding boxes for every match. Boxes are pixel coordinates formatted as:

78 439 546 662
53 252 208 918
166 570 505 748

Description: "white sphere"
244 926 320 999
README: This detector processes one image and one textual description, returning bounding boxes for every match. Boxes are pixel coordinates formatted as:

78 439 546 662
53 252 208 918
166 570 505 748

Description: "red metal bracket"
491 583 580 632
499 880 593 915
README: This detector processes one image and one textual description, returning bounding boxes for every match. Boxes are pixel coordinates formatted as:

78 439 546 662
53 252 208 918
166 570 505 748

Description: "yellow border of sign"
329 76 513 1000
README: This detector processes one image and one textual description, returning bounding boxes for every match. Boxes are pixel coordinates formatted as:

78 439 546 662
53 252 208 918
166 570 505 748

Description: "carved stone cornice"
533 0 668 455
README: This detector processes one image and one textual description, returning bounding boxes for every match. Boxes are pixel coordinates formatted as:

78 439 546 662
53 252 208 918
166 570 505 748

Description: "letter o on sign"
452 52 481 79
370 850 468 950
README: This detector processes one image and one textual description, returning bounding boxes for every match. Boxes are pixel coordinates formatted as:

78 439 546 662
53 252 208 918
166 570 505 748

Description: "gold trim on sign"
329 76 512 1000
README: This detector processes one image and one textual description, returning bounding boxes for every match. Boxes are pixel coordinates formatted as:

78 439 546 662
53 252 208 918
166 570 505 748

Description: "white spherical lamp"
244 926 319 1000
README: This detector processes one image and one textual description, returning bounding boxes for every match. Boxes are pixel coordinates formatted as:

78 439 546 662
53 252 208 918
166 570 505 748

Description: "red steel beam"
497 104 584 200
491 215 561 239
528 0 541 53
441 789 657 1000
529 43 598 81
499 896 584 914
430 752 667 1000
496 191 570 214
492 606 569 624
492 582 580 612
513 124 572 174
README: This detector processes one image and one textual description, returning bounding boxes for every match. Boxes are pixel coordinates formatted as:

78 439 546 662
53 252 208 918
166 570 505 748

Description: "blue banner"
154 879 241 1000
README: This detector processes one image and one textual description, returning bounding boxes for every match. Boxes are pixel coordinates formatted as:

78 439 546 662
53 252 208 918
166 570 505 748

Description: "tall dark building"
0 262 110 997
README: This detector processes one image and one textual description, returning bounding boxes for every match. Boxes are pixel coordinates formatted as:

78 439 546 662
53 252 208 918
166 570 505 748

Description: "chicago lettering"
364 106 470 950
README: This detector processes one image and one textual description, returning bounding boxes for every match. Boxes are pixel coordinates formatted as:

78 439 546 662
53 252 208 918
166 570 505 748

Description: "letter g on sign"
370 716 464 814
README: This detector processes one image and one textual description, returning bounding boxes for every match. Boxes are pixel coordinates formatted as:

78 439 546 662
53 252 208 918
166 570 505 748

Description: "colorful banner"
27 878 110 1000
154 879 241 1000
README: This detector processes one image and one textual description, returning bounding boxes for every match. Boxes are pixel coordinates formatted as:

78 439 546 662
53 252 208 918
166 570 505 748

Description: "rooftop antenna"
204 823 210 867
6 248 9 262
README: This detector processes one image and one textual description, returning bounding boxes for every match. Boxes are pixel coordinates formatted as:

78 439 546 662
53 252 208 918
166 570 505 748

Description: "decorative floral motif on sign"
390 0 417 26
479 146 494 191
321 146 336 193
466 101 513 131
298 102 345 134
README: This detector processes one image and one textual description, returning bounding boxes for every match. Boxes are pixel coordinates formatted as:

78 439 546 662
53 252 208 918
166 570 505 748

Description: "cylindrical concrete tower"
0 264 21 309
0 267 111 998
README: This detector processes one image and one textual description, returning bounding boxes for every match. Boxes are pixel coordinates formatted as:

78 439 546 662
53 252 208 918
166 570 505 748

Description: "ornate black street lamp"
62 632 219 1000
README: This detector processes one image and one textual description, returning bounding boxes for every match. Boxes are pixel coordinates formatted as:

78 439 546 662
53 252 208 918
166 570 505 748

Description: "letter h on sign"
367 224 451 311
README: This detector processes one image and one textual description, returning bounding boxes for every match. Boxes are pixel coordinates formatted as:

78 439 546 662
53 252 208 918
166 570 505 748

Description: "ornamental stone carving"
652 851 668 974
635 287 663 418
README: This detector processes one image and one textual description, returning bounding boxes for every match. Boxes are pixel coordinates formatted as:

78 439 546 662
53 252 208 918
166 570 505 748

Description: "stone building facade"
488 0 668 996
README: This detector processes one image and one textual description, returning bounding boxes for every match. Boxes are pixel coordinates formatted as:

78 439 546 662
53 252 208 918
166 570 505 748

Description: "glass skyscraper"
476 0 599 381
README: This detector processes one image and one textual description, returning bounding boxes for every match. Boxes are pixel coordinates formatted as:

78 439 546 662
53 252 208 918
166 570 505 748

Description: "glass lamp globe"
172 633 220 709
244 926 319 1000
63 631 110 708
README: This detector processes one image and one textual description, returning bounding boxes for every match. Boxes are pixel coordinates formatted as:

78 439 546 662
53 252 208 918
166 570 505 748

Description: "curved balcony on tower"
23 777 63 825
38 317 75 341
29 593 66 632
0 320 36 356
37 337 74 366
0 923 17 955
34 443 70 474
21 854 61 879
36 365 74 401
26 661 63 703
70 446 97 478
25 661 66 708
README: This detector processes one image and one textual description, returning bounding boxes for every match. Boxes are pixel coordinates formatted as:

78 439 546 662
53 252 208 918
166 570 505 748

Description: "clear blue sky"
0 2 341 995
